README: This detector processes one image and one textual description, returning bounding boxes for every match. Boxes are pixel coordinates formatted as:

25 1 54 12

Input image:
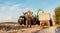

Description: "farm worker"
25 10 33 27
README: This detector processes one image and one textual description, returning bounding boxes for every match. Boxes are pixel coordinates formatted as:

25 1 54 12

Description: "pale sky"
0 0 60 22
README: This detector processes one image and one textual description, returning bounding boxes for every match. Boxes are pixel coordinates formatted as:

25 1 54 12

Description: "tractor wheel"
20 23 22 25
24 22 26 25
18 19 22 25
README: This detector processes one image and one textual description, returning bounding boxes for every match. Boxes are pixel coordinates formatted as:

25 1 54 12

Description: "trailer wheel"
50 18 53 26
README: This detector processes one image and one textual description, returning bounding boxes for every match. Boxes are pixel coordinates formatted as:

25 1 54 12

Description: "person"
24 10 33 27
31 16 35 25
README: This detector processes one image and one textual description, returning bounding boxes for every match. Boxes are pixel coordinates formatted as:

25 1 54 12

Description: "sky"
0 0 60 22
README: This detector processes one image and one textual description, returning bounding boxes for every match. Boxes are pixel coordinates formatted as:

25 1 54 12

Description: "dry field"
0 22 56 33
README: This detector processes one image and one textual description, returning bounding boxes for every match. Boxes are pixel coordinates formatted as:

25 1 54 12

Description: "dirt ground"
0 23 56 33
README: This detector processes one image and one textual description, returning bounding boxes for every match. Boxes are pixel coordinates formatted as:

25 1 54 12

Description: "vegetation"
55 6 60 24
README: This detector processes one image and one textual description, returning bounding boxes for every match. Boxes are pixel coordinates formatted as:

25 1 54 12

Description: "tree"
55 6 60 24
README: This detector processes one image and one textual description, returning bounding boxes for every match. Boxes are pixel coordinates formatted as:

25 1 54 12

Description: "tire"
36 20 40 25
18 19 22 25
20 23 22 25
49 18 53 26
24 22 26 25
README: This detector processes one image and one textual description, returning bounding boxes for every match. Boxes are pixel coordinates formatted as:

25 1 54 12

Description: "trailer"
38 13 53 27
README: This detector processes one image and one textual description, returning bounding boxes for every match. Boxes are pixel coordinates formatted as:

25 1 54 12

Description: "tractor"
18 9 41 25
